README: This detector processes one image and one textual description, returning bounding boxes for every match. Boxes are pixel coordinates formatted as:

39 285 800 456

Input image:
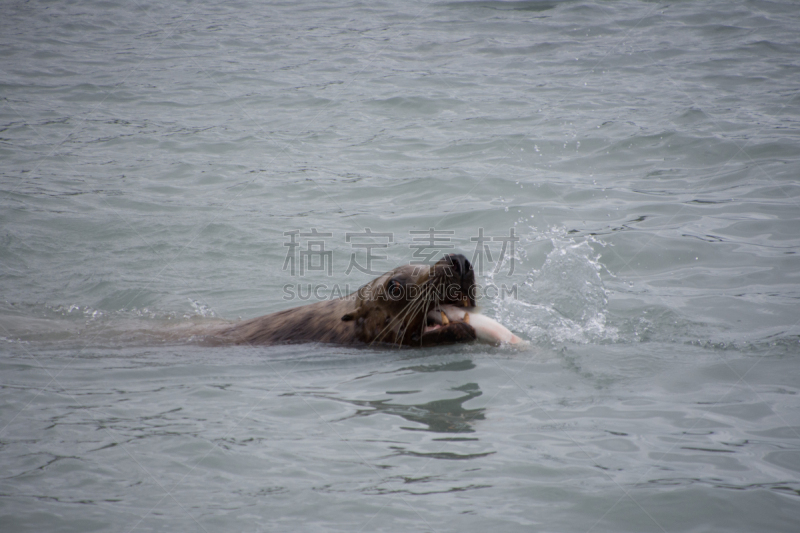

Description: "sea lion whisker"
409 280 444 347
418 279 444 346
395 293 433 348
372 282 436 346
216 253 483 348
372 297 418 345
375 286 432 345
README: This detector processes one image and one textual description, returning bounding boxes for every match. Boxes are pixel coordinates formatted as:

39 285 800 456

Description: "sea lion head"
342 253 478 347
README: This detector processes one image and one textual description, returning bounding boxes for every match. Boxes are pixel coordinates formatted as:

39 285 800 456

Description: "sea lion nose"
447 253 475 306
447 254 475 284
446 253 472 278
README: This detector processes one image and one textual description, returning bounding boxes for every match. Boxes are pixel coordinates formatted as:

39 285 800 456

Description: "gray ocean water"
2 1 800 531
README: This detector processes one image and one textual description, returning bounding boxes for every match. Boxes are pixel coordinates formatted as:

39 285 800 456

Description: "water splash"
46 300 218 321
48 303 104 320
187 298 217 318
486 226 617 346
481 226 751 349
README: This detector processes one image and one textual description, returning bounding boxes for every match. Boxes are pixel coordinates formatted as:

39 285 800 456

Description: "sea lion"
215 253 484 347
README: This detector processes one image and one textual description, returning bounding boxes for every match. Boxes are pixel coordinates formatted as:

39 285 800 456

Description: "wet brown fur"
214 254 478 348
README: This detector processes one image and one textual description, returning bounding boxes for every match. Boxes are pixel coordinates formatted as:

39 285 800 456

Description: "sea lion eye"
386 278 404 300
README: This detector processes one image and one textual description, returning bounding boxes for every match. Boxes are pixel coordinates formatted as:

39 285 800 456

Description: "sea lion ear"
342 306 368 322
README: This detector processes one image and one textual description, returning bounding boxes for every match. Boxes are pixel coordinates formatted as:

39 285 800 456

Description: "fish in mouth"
425 304 525 347
215 253 525 348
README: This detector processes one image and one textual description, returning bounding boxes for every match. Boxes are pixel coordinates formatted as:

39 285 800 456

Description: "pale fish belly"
428 304 528 347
